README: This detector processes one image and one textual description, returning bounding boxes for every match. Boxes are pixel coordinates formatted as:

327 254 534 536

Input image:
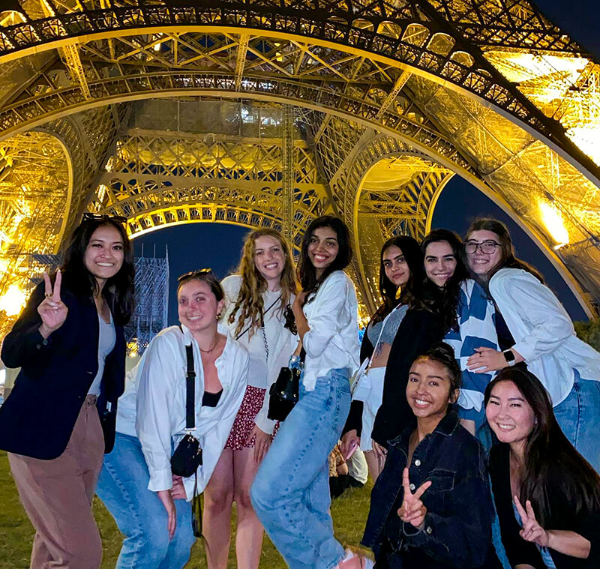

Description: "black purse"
170 341 204 538
267 350 304 421
171 344 203 477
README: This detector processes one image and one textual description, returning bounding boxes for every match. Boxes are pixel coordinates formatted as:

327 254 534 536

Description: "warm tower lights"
540 201 570 248
0 285 27 317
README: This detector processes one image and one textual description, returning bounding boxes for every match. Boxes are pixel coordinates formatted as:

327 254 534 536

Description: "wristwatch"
503 349 516 367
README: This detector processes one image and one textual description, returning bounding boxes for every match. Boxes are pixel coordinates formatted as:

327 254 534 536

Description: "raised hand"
38 271 68 338
398 467 432 529
514 496 549 547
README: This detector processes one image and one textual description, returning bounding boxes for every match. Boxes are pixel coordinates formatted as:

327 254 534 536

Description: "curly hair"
420 229 469 334
228 228 297 337
371 235 424 325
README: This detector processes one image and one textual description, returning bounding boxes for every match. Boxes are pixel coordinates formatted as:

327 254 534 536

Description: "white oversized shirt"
490 268 600 406
221 275 298 434
136 324 248 500
301 270 360 391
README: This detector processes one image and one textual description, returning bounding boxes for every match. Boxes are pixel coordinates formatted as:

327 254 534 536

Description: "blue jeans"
96 433 195 569
251 369 351 569
554 371 600 473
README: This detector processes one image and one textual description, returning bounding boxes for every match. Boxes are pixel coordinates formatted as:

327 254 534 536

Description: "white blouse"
221 275 298 434
302 270 360 391
135 324 249 500
490 268 600 406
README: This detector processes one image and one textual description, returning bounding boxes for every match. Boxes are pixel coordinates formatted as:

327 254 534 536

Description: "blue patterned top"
444 279 499 428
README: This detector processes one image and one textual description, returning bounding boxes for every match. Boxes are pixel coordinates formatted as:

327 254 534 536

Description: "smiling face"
178 279 224 333
307 226 339 278
83 224 125 287
465 229 503 278
406 358 457 421
382 245 410 288
486 380 536 449
254 234 285 289
424 241 457 288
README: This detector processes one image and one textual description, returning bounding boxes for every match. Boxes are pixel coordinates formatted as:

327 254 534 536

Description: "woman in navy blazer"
0 214 134 569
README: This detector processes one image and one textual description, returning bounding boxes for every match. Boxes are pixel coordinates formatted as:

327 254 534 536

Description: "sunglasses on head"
177 268 214 283
82 212 127 224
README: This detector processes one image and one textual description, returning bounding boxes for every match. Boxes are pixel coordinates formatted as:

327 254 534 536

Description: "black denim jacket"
362 411 496 569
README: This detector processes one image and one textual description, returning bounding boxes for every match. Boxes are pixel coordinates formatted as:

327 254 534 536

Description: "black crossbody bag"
267 348 305 421
170 339 203 538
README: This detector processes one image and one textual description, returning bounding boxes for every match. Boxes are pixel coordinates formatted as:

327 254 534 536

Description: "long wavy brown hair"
228 228 297 337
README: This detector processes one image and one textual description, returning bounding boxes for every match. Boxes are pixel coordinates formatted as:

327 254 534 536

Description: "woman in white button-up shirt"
209 229 297 569
464 218 600 473
251 216 361 569
97 270 248 569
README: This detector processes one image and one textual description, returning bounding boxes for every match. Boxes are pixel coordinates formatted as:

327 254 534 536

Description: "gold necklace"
199 337 219 354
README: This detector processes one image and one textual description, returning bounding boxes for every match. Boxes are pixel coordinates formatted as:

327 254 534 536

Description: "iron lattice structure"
0 0 599 335
126 251 169 356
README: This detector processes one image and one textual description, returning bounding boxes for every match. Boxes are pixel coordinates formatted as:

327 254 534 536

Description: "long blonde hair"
228 228 297 337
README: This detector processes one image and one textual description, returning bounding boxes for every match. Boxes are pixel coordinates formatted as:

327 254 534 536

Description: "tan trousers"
9 395 105 569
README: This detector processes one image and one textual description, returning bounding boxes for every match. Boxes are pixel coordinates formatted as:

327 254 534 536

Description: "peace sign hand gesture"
38 271 68 338
514 496 549 547
397 467 432 530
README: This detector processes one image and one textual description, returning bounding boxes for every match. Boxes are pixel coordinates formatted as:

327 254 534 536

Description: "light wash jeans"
96 432 195 569
251 368 351 569
554 370 600 473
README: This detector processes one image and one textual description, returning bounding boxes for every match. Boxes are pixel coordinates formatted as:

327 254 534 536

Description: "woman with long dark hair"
464 218 600 471
363 343 498 568
486 368 600 568
341 236 426 481
420 229 499 436
251 216 362 568
208 228 297 569
0 214 134 568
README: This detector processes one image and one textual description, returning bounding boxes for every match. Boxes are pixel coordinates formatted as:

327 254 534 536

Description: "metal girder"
0 1 598 318
0 1 596 177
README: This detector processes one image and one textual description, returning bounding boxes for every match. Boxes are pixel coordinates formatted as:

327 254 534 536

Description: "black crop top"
202 389 223 408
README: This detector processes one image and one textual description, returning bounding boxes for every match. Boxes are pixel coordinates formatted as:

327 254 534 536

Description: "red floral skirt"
225 386 267 451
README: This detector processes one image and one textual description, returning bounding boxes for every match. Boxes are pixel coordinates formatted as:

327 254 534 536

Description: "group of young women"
0 211 599 569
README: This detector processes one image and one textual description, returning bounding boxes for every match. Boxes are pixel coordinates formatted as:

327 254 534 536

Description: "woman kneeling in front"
362 343 499 569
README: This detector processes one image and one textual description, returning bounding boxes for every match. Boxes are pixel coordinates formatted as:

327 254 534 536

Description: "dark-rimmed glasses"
82 212 127 224
464 240 500 255
177 268 214 283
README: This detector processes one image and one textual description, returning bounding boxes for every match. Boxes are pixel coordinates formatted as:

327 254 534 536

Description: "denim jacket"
362 411 495 569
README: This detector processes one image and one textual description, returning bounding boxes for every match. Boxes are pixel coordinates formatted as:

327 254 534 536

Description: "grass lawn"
0 451 373 568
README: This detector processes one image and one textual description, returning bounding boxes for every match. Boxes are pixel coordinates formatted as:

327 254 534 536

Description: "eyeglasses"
177 268 214 283
464 240 501 255
82 212 127 224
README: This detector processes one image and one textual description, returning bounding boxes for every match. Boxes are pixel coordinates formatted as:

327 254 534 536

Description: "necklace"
199 337 219 354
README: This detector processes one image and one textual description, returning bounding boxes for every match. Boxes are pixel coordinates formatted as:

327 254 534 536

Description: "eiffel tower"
1 0 599 338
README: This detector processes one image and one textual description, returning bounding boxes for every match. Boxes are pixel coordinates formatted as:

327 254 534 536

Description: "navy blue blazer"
0 282 126 459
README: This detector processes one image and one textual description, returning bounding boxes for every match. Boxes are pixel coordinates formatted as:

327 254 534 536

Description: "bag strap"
185 343 196 430
235 296 280 340
179 325 197 431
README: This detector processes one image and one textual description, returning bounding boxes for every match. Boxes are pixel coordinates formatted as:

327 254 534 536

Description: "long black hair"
60 218 135 325
297 216 352 298
372 235 424 324
465 218 544 284
484 368 600 527
421 229 469 333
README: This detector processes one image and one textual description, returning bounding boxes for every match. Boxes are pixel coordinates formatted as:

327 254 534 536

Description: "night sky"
133 0 599 326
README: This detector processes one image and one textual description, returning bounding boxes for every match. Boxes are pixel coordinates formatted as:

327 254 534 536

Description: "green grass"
0 451 372 568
